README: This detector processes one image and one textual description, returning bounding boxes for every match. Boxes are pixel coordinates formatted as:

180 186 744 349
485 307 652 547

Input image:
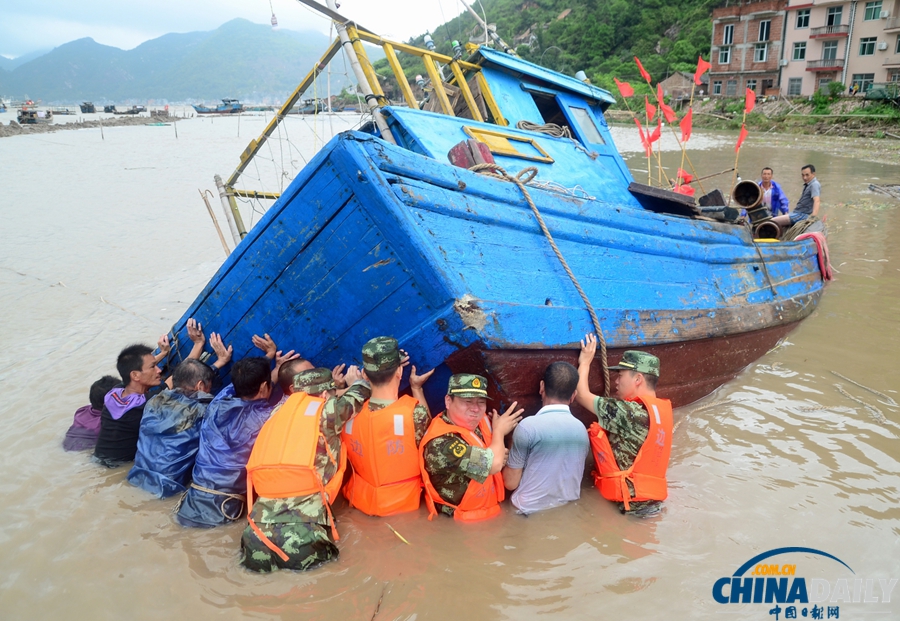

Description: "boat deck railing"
222 28 507 235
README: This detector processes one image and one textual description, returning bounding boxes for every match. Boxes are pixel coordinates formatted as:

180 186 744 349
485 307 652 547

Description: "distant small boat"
244 105 275 112
80 102 96 113
115 105 146 115
49 107 77 115
289 98 327 115
192 99 243 114
17 108 53 124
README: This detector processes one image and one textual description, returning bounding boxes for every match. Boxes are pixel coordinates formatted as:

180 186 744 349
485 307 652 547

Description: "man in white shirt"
502 362 589 515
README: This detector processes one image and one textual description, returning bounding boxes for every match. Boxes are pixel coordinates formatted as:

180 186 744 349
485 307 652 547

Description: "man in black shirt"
94 344 162 467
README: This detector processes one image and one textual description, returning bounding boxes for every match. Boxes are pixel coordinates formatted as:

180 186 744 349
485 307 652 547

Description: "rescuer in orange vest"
342 336 434 516
419 374 523 521
239 365 371 572
575 334 673 518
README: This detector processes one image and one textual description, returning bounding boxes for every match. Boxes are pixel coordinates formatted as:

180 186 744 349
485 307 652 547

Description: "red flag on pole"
648 118 662 144
735 124 749 152
676 168 694 184
745 87 756 113
673 184 696 197
634 56 652 84
614 78 635 98
657 84 677 123
634 118 652 157
644 95 657 121
679 107 693 143
694 56 711 86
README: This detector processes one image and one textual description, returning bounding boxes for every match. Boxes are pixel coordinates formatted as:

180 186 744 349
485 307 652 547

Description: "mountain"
376 0 719 92
0 19 376 103
0 49 52 72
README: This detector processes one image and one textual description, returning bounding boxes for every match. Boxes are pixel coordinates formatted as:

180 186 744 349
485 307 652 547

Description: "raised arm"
575 333 600 413
186 318 206 360
488 401 523 475
409 365 435 416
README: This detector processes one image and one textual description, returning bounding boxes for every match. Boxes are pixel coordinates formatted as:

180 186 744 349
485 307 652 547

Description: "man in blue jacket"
758 167 789 217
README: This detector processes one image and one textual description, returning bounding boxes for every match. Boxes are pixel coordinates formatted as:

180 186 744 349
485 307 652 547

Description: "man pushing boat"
575 335 673 518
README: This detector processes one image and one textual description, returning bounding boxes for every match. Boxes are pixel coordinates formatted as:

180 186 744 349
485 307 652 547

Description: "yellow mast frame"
222 28 506 237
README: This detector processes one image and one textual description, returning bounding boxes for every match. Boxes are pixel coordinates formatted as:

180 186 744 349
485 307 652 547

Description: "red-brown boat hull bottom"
445 321 800 428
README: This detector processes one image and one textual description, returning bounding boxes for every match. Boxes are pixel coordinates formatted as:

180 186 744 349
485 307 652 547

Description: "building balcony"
806 58 845 71
809 24 850 38
884 55 900 66
885 17 900 32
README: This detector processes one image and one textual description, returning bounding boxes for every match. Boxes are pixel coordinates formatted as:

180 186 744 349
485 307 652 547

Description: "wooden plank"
382 43 419 110
449 62 484 122
422 56 455 116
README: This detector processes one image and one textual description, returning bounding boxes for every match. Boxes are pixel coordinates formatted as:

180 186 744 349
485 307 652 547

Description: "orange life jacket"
341 395 423 516
588 395 673 511
418 414 504 522
245 392 347 561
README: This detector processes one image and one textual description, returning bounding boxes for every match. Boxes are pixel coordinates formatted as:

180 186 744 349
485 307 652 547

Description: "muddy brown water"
1 117 898 620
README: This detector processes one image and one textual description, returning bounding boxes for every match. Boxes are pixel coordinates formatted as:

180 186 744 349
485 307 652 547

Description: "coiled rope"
173 483 245 521
468 163 610 396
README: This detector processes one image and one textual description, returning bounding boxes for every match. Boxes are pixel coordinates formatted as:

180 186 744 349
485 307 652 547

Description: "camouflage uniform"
361 336 430 444
239 369 371 573
594 350 663 517
421 374 494 517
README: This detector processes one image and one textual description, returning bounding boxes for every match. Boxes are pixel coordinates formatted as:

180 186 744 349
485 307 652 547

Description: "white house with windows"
781 0 900 96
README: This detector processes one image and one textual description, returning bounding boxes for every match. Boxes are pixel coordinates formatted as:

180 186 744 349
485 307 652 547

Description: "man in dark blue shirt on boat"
772 164 820 228
757 167 789 218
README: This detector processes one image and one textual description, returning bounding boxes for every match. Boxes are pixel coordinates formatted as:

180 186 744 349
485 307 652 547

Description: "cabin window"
568 107 605 145
529 91 571 129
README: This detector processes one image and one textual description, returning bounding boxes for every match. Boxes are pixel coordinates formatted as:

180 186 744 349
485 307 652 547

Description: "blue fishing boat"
162 11 826 415
192 99 244 114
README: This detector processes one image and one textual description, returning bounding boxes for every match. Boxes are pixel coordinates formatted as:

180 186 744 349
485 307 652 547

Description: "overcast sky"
1 0 473 58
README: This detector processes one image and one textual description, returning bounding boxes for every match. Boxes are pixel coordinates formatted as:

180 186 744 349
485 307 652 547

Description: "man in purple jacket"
63 376 120 451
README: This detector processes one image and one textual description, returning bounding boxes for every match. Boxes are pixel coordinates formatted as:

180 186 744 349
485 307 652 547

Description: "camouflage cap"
609 351 660 377
293 367 336 394
446 373 491 399
362 336 401 373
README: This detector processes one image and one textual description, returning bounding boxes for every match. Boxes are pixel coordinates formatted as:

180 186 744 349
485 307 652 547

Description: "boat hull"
166 130 824 414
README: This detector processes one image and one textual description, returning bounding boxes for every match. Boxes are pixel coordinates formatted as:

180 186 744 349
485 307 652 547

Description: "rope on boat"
781 215 821 241
516 120 599 160
468 163 611 396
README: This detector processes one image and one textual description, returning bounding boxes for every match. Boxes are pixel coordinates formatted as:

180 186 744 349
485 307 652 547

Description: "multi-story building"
781 0 900 96
710 0 788 97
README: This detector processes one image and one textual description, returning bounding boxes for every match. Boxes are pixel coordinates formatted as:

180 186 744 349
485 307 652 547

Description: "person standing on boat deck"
175 357 280 528
419 375 523 521
342 337 433 516
771 164 820 228
240 366 371 573
575 335 673 518
758 167 789 218
502 362 589 515
126 359 219 498
93 343 166 467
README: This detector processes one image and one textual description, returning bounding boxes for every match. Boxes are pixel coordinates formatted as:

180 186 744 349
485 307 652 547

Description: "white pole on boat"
214 174 242 247
457 0 517 55
323 0 396 144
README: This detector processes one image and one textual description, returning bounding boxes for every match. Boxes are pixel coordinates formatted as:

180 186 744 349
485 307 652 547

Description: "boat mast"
457 0 517 56
321 0 396 144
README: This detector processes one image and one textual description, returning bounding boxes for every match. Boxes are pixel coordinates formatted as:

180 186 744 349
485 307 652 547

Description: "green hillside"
375 0 720 93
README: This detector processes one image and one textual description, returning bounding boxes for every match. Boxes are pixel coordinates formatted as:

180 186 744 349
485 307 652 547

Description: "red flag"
634 56 652 84
614 78 634 98
648 118 662 144
658 83 677 123
694 56 711 86
745 87 756 113
673 184 696 197
679 107 693 143
676 168 694 184
634 118 652 157
644 95 657 121
735 124 749 152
